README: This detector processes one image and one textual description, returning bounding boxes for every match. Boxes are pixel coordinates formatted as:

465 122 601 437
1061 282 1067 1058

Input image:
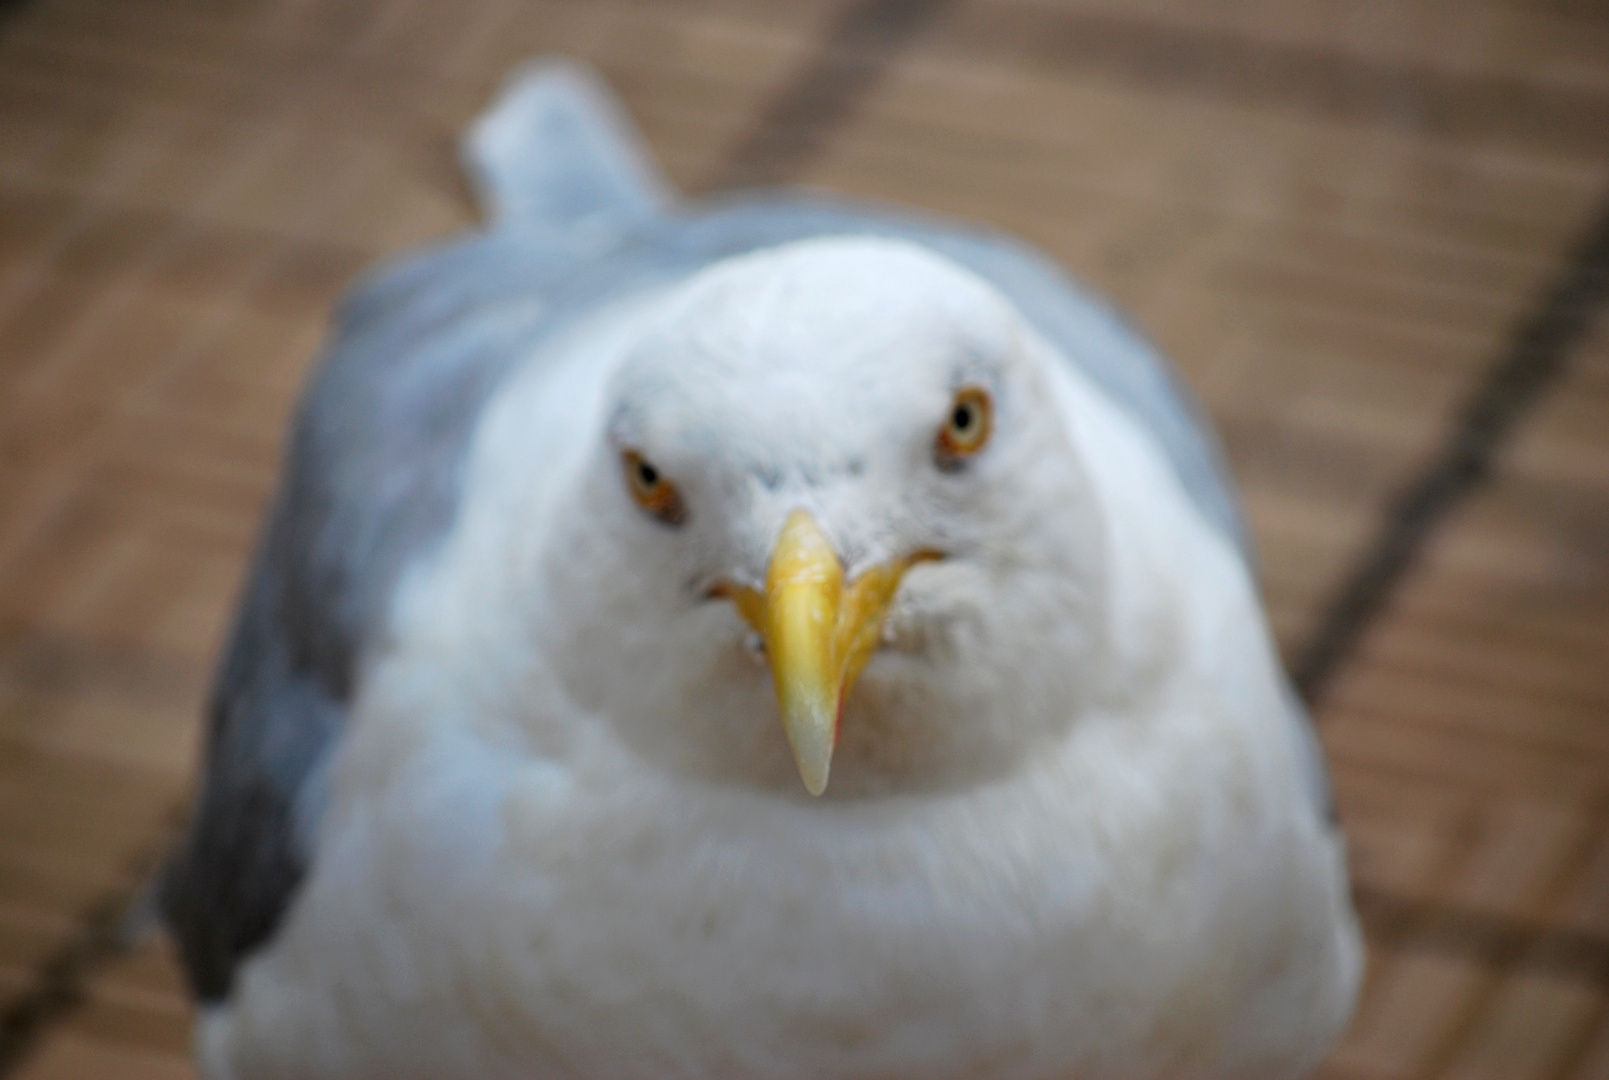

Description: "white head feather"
535 238 1109 797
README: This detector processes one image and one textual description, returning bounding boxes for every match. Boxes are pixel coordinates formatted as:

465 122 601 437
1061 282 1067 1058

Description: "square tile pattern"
0 0 1606 1075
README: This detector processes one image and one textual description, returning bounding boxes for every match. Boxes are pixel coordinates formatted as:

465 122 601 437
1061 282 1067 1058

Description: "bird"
160 59 1362 1080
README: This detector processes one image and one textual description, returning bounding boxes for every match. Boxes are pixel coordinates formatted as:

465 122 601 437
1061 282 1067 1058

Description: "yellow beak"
719 510 935 796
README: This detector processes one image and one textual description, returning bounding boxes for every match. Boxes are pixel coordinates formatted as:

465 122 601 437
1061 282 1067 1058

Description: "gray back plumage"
162 60 1263 1002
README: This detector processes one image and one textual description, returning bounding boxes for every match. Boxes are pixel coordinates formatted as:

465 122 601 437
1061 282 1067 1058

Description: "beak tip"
800 766 830 797
784 713 835 797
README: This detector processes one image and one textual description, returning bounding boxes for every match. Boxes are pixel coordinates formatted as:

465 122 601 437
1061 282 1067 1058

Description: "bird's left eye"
936 385 993 464
622 449 686 525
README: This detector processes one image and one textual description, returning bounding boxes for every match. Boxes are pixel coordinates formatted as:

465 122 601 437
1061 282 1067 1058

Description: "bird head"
542 238 1107 799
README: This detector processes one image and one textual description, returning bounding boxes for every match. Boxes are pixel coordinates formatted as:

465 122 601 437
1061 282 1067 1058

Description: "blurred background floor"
0 0 1607 1076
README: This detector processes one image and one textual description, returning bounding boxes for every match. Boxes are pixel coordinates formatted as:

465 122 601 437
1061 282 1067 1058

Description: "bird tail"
463 59 674 233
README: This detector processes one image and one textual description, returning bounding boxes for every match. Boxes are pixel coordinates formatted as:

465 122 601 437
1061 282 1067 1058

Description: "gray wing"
159 300 515 1001
161 62 671 1001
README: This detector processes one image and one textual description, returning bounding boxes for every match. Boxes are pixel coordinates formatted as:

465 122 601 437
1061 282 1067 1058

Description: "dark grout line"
0 827 179 1075
699 0 957 192
1398 803 1609 1079
1292 188 1609 708
1355 884 1609 990
933 5 1609 161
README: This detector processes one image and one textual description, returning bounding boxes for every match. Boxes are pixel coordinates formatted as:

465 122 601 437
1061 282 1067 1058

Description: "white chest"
203 705 1359 1080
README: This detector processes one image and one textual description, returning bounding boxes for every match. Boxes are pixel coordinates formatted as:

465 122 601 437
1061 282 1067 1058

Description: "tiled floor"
0 0 1605 1076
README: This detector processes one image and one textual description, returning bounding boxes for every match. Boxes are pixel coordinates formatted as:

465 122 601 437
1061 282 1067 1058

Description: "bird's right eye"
622 449 686 525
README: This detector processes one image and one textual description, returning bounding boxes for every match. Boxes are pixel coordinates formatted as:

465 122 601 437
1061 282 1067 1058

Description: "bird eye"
622 449 686 525
935 386 993 464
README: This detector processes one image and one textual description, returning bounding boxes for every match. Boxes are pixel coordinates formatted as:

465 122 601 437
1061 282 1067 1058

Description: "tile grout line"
1294 184 1609 1074
0 819 184 1074
1292 186 1609 708
1363 793 1609 1079
697 0 959 193
1518 806 1609 1080
1353 885 1609 991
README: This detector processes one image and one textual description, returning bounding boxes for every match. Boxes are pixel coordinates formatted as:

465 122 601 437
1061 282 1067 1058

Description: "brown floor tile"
10 1030 195 1080
1438 974 1603 1080
1328 951 1489 1080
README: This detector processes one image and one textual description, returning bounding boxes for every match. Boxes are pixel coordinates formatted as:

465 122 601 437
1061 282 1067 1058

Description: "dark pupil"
637 461 659 487
952 404 973 431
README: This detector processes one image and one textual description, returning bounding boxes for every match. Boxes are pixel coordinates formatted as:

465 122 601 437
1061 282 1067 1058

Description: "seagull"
161 60 1362 1080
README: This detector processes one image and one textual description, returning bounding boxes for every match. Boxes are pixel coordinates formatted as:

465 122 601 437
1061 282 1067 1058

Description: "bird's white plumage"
198 239 1360 1079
